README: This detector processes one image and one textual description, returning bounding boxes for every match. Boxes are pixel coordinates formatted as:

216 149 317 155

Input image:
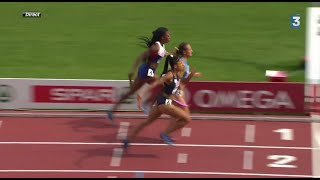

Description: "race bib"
147 68 154 77
165 99 172 105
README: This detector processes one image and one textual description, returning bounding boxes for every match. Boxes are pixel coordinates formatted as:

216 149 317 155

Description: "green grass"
0 2 309 82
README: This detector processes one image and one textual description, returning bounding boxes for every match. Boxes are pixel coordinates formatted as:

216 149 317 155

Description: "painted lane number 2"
267 155 297 168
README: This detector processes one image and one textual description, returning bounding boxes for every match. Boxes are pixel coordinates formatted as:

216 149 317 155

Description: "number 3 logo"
291 14 300 28
292 16 300 26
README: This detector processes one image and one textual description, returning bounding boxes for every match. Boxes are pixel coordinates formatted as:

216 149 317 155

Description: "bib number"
147 68 154 77
165 99 172 105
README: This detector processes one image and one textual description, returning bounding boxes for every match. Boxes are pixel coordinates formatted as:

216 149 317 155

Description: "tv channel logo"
22 12 41 18
290 14 300 29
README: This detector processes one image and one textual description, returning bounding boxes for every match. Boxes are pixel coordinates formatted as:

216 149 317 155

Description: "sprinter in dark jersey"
122 55 196 148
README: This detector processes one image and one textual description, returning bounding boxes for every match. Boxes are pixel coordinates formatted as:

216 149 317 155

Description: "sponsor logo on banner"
33 86 117 104
0 85 16 103
184 82 304 113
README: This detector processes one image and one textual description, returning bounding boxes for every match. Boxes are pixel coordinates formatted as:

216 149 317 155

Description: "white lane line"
0 169 316 178
181 128 191 137
117 122 130 140
245 125 255 143
177 153 188 164
311 121 320 177
0 121 2 128
110 148 124 167
0 141 316 150
0 112 312 121
243 151 254 170
107 176 117 178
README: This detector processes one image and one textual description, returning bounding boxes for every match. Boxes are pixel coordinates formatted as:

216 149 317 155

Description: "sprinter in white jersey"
107 27 171 121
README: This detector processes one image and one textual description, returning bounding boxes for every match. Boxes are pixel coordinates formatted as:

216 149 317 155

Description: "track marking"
273 129 294 141
181 128 191 137
243 151 254 170
110 148 123 167
244 125 255 143
267 155 297 168
0 112 312 122
311 120 320 177
0 121 2 128
177 153 188 164
107 176 117 178
0 169 316 178
0 141 316 150
117 122 130 140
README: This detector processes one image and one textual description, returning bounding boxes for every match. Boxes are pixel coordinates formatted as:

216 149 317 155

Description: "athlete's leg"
166 91 190 136
158 104 191 144
123 106 162 149
127 106 162 141
159 104 191 135
111 77 145 112
140 78 160 114
174 93 190 115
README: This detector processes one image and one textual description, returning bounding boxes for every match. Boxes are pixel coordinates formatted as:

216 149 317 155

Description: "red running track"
0 115 316 178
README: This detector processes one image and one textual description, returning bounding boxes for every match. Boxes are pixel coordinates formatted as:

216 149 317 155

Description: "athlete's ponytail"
162 54 179 76
161 55 171 76
175 42 189 57
138 27 169 48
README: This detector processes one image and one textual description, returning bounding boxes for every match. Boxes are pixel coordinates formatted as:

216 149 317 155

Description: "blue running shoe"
122 138 129 149
160 132 174 145
107 110 113 121
141 102 151 115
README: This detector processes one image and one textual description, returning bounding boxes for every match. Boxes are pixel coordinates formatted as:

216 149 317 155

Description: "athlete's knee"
141 119 153 126
177 118 189 127
180 116 191 124
182 107 190 115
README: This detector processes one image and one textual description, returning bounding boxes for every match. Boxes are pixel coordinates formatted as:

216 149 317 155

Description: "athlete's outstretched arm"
181 68 196 84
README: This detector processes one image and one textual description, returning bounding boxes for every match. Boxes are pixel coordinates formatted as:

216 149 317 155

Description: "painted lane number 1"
273 128 294 141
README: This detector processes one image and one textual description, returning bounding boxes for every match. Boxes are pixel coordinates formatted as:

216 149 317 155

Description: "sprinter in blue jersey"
173 42 201 115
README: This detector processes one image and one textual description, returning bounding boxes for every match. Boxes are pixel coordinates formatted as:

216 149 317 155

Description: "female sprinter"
122 54 196 148
137 42 201 115
107 27 171 120
173 42 201 115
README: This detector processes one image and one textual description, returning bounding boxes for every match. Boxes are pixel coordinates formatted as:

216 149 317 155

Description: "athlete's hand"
128 72 134 87
128 72 134 79
137 95 143 110
190 68 197 77
194 72 202 78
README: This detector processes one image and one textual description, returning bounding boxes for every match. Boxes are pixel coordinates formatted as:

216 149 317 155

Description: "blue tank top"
178 57 190 79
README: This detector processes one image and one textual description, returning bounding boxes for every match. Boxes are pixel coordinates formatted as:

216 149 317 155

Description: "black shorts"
156 95 172 106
